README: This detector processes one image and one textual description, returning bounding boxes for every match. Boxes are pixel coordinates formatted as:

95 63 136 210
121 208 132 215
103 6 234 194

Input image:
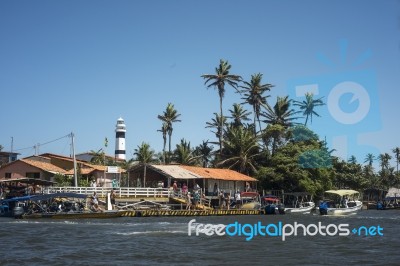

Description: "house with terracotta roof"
0 157 68 182
128 164 258 195
0 153 125 187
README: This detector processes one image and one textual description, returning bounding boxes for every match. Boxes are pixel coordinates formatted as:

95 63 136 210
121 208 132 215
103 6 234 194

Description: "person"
110 189 116 209
157 180 164 197
245 183 250 192
225 194 231 210
235 190 241 208
213 183 218 196
219 190 225 209
186 192 192 210
182 183 188 196
92 192 98 205
193 190 200 208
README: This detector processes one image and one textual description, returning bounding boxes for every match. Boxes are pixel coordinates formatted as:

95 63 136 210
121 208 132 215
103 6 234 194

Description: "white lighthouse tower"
115 117 126 160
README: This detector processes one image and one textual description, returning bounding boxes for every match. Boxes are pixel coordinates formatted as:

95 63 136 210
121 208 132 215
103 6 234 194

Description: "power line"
13 133 71 152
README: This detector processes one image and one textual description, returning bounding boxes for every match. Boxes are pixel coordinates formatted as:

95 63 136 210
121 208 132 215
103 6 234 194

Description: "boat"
317 189 362 215
8 192 125 219
261 195 285 215
240 192 261 210
283 192 315 214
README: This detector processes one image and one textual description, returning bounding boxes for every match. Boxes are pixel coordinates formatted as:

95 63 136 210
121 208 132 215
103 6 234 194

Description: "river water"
0 210 399 266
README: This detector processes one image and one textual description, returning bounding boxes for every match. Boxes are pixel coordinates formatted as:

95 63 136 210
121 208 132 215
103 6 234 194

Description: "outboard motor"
277 204 285 215
13 206 25 219
265 204 276 215
319 201 328 215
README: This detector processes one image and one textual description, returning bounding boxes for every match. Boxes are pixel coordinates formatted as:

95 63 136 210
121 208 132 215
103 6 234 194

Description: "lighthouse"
115 117 126 160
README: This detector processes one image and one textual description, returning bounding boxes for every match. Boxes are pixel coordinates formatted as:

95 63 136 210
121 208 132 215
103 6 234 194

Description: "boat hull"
20 210 125 219
285 203 315 214
318 201 362 216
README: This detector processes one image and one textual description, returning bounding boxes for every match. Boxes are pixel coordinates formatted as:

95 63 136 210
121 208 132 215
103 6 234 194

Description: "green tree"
392 147 400 173
157 103 181 164
173 139 198 165
218 125 260 175
201 59 242 155
262 96 298 128
240 73 273 135
194 140 214 168
364 153 376 167
157 122 168 164
134 142 156 187
205 113 227 155
90 149 105 165
293 92 325 126
228 103 251 128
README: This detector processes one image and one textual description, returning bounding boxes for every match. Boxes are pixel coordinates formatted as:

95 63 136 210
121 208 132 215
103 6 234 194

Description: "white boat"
283 192 315 214
318 189 362 215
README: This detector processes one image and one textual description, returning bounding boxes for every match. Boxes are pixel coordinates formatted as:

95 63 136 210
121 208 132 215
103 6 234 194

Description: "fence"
45 187 171 198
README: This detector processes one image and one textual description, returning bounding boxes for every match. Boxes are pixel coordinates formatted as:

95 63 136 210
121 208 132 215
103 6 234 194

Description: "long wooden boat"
21 210 125 219
10 192 124 219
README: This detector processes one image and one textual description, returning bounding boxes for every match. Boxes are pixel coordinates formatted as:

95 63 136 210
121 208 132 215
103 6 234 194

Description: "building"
128 164 258 195
75 152 125 164
0 157 68 181
0 151 19 166
0 153 124 187
115 117 126 161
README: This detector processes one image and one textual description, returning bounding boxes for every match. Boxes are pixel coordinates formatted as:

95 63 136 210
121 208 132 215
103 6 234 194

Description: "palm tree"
201 59 242 155
194 140 214 168
364 153 376 167
240 73 273 135
293 92 325 126
157 103 181 164
157 122 168 164
348 155 357 164
205 113 227 154
90 149 105 165
228 103 251 128
378 153 392 171
173 139 198 165
262 96 298 128
392 147 400 173
134 142 155 187
218 125 260 175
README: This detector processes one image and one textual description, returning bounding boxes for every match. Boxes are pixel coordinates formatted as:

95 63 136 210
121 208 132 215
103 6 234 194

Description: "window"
26 172 40 179
5 173 11 178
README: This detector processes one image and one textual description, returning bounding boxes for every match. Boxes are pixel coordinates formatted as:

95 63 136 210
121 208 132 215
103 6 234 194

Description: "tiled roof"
21 159 68 174
179 165 258 182
151 165 202 179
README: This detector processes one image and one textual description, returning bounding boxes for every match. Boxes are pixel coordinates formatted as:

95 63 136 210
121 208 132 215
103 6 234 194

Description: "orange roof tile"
179 165 257 182
21 159 69 174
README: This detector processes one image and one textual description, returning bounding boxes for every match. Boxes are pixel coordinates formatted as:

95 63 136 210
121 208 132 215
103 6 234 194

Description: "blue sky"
1 0 399 166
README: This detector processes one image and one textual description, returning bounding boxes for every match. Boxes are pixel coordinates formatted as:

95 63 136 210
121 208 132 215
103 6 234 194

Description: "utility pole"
71 132 78 187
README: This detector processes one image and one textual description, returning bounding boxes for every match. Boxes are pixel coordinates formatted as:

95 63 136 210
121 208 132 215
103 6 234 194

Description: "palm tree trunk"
163 138 166 164
168 133 172 164
219 96 223 156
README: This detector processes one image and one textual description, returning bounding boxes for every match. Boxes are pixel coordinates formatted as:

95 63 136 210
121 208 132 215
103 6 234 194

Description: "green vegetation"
58 60 400 195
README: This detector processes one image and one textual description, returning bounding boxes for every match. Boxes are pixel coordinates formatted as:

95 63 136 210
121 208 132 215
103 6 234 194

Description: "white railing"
44 187 171 198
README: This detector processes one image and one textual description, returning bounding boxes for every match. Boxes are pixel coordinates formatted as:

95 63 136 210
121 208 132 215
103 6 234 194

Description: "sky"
1 0 399 167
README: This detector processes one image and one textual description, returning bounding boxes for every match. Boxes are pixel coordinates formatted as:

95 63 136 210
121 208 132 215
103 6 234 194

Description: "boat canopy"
325 190 359 196
0 195 35 202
